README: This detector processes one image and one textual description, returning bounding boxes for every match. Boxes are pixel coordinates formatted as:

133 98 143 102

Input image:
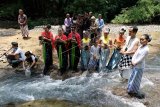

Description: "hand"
132 62 136 66
93 55 97 60
23 67 26 70
71 39 77 43
56 38 60 40
67 38 72 42
120 50 126 55
3 53 7 56
56 38 60 42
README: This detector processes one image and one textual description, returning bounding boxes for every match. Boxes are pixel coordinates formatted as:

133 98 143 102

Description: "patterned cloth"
99 48 110 72
88 45 100 71
107 49 122 70
81 49 90 70
127 67 143 93
88 58 99 71
118 55 132 70
20 25 29 37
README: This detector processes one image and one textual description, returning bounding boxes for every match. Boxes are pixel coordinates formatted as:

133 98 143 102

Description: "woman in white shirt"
127 34 152 99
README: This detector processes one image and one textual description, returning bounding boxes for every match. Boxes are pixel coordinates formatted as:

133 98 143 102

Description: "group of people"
64 12 104 40
4 42 38 72
4 10 152 99
39 21 152 99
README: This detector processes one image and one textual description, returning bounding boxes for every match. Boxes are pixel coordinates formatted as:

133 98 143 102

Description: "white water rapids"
0 70 153 107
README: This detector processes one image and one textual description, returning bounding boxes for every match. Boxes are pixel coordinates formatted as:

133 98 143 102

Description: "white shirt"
123 36 139 56
14 48 26 61
132 45 149 68
31 55 36 61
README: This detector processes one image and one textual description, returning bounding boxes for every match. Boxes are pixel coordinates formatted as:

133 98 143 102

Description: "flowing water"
0 52 159 107
0 69 152 107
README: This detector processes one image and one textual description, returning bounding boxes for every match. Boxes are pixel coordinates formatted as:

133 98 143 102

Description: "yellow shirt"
82 38 90 48
100 35 109 44
82 38 90 43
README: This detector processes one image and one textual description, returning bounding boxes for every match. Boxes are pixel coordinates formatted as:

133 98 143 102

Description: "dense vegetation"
112 0 160 24
0 0 159 28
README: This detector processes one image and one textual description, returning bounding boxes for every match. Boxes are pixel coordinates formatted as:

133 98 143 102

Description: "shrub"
111 0 160 24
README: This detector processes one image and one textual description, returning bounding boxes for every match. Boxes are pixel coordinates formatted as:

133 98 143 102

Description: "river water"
0 46 160 107
0 69 153 107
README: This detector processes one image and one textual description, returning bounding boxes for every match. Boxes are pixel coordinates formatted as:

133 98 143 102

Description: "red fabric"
55 34 67 41
41 31 55 49
55 34 68 49
68 32 81 48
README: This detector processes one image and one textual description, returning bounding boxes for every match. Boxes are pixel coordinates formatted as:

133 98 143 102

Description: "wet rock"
5 102 15 107
143 101 150 106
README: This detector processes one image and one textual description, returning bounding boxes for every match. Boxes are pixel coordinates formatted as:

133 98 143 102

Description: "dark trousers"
7 55 22 68
57 45 68 75
68 44 80 71
43 43 53 75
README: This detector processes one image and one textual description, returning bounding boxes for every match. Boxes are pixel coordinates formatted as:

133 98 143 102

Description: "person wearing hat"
106 29 126 71
18 9 29 39
90 16 98 45
118 26 139 81
99 28 112 72
5 42 25 69
39 24 54 75
113 29 126 50
64 13 72 37
99 28 112 46
67 25 81 72
81 30 91 71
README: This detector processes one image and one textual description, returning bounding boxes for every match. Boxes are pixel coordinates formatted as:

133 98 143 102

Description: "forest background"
0 0 160 28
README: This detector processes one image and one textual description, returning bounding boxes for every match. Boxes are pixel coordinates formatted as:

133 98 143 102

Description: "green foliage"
0 3 21 20
1 0 159 26
111 0 160 24
28 17 63 29
0 0 137 22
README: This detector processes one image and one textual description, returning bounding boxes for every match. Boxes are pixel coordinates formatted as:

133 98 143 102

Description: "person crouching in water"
99 28 112 72
6 42 25 69
81 30 91 72
39 25 54 76
55 27 68 76
88 38 100 73
127 34 152 99
25 51 38 72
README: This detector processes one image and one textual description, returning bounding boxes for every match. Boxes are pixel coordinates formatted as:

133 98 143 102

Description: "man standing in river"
18 9 29 39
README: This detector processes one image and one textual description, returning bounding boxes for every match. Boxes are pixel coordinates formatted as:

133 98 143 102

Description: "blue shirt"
96 18 104 30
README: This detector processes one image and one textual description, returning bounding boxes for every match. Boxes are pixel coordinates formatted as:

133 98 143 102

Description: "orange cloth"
114 36 125 48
